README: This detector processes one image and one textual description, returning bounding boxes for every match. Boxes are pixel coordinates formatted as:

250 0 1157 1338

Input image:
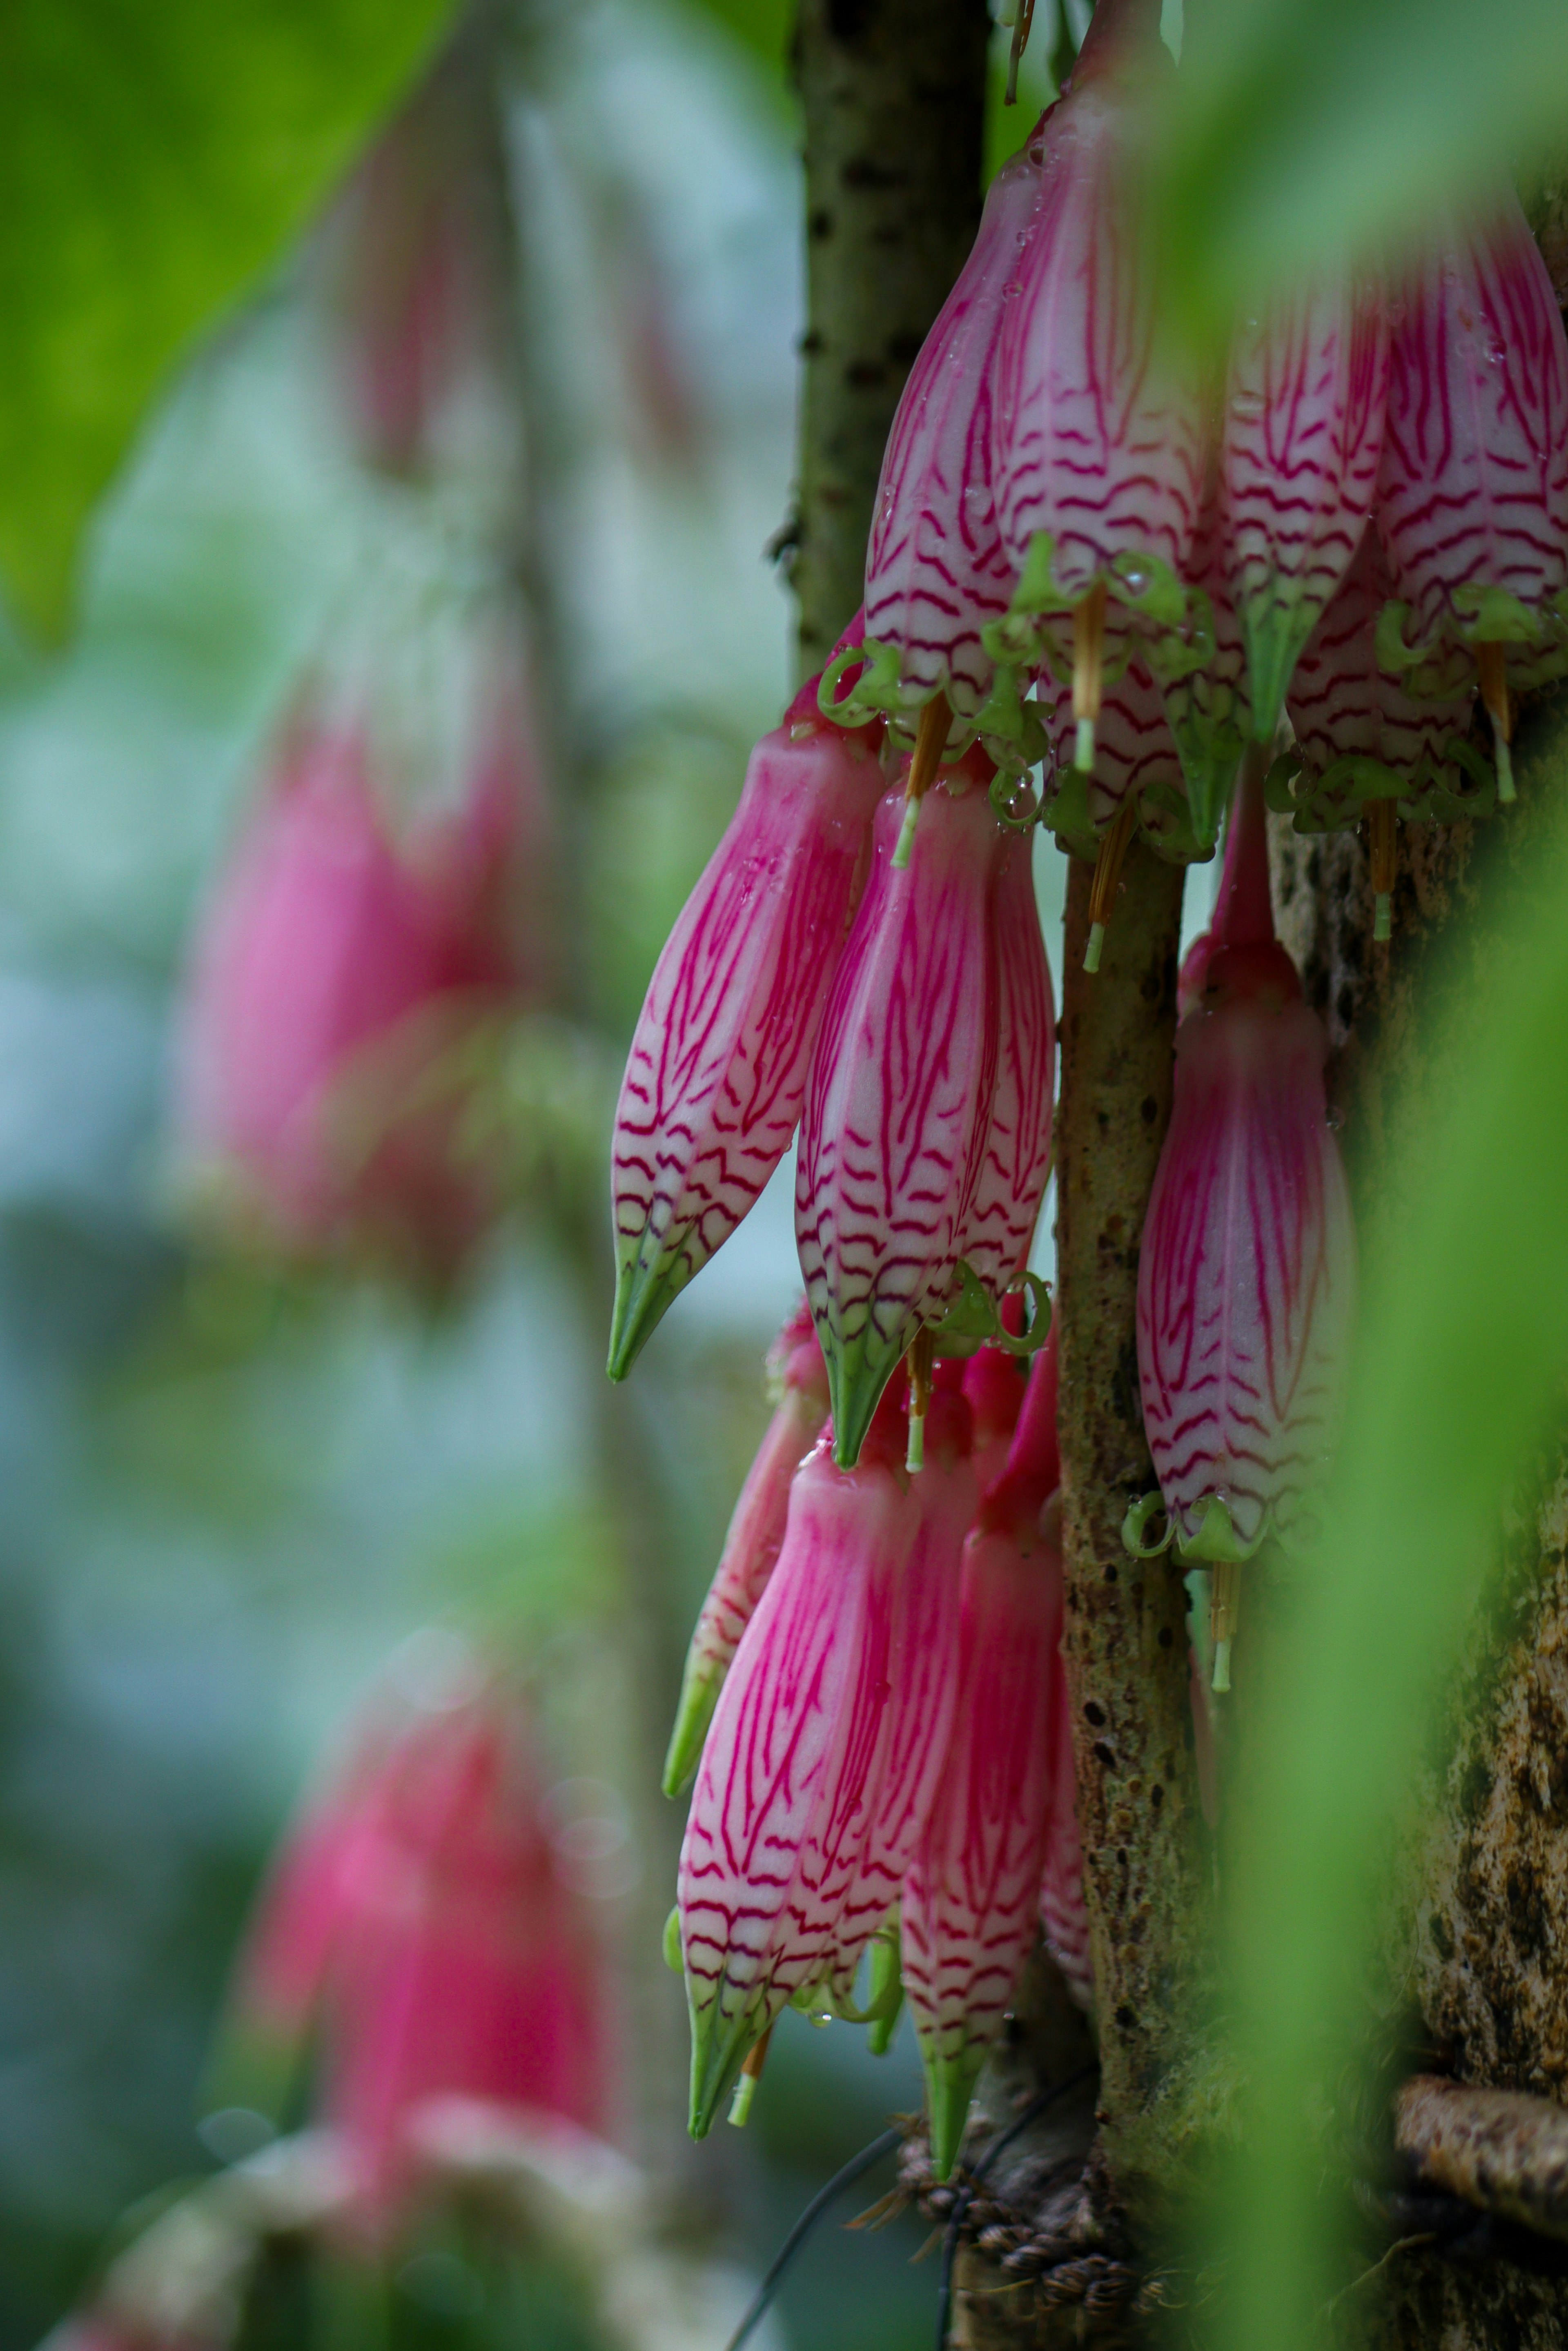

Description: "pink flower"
1220 273 1389 739
608 672 884 1379
228 1657 609 2235
797 761 1050 1467
676 1378 970 2135
1286 531 1479 937
1136 760 1356 1649
1039 1659 1094 2010
962 1342 1027 1495
862 131 1047 726
901 1337 1066 2175
989 0 1204 772
178 681 528 1280
662 1304 830 1795
1377 193 1568 787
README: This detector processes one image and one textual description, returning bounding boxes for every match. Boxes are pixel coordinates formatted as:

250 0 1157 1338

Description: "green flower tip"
606 1243 688 1382
662 1658 720 1798
826 1333 902 1469
925 2050 984 2183
688 1998 766 2141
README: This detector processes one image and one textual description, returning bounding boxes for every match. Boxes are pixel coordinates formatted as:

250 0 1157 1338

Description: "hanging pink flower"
797 762 1049 1467
989 0 1204 774
1135 760 1356 1669
1377 192 1568 789
1220 274 1389 739
677 1376 970 2135
861 131 1047 729
962 1342 1027 1496
227 1655 610 2238
1039 1655 1094 2009
608 669 884 1380
178 674 528 1281
902 1336 1066 2175
662 1304 830 1795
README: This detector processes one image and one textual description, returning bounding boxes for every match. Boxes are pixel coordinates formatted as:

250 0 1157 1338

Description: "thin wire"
725 2123 905 2351
933 2062 1099 2351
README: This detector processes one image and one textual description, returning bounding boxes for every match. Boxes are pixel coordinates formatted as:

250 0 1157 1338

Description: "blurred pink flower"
662 1302 830 1795
229 1659 609 2237
178 672 532 1279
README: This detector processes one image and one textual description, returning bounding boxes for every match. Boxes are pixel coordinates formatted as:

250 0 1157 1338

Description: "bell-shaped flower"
796 762 1049 1465
608 670 885 1378
860 132 1047 732
1135 759 1356 1677
1039 1650 1094 2009
989 0 1204 775
223 1645 609 2235
1285 531 1480 939
677 1379 970 2135
177 639 533 1282
901 1337 1066 2175
1377 193 1568 791
662 1305 830 1794
1220 274 1389 739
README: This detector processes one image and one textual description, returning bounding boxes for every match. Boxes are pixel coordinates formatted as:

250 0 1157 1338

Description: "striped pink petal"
1221 274 1388 736
796 775 1007 1467
1037 641 1185 838
1039 1659 1094 2010
959 828 1055 1298
609 699 884 1378
1154 497 1253 853
1136 777 1355 1556
663 1307 830 1794
1287 531 1476 798
864 137 1045 717
991 10 1203 600
1378 195 1568 650
902 1410 1065 2175
677 1395 917 2134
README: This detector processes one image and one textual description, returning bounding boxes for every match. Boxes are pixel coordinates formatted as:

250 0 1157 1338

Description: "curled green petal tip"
606 1245 689 1382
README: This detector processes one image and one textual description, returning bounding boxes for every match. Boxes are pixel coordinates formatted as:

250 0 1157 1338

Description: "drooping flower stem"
1072 581 1109 774
1365 798 1398 943
1083 797 1140 974
893 694 951 870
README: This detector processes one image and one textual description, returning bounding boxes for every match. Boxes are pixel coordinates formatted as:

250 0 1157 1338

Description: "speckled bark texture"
790 0 989 676
1274 692 1568 2347
1054 848 1213 2220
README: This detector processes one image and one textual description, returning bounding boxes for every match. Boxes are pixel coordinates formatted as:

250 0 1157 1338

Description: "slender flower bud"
1377 193 1568 790
902 1338 1065 2175
677 1380 970 2134
862 134 1047 725
990 0 1204 771
1287 532 1478 938
797 768 1046 1467
662 1306 830 1795
1136 760 1356 1672
1221 274 1389 739
608 677 884 1379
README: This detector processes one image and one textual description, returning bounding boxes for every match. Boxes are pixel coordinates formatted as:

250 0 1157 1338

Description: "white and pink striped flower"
608 674 884 1379
662 1305 830 1796
1136 762 1356 1608
796 757 1049 1467
902 1337 1067 2176
676 1377 971 2135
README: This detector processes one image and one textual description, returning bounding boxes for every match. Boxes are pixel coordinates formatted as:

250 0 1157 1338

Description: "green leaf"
0 0 459 643
1156 0 1568 341
1218 706 1568 2343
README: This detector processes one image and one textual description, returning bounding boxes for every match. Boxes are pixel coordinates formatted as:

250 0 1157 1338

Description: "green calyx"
1121 1489 1268 1565
606 1235 692 1381
825 1320 906 1469
662 1647 722 1797
663 1906 684 1973
982 534 1193 677
688 1987 772 2140
929 1262 1052 1357
923 2045 986 2182
1238 589 1316 748
1268 734 1502 837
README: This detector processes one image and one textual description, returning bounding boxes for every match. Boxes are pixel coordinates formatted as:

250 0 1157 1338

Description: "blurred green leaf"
683 0 793 83
1158 0 1568 339
1221 712 1568 2344
0 0 458 643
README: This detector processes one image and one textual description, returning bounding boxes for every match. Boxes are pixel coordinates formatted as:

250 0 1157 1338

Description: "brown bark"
790 0 990 677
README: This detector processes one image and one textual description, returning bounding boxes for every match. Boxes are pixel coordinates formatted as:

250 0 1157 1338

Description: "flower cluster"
609 629 1055 1468
817 0 1568 954
669 1321 1087 2177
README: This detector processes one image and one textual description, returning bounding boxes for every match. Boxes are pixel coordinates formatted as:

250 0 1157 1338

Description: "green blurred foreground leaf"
0 0 459 643
1158 0 1568 338
1221 707 1568 2345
